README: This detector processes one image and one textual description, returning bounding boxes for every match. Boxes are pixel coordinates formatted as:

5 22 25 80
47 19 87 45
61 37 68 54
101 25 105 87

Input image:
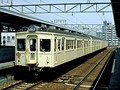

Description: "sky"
0 0 114 25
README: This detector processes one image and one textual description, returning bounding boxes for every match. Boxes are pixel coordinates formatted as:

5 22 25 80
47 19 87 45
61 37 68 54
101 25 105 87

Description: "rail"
72 48 113 90
2 80 42 90
93 48 114 90
2 81 24 90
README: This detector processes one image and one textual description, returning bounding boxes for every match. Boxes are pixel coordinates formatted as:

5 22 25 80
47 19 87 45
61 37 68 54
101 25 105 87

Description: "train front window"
30 39 36 51
40 39 50 52
17 39 25 51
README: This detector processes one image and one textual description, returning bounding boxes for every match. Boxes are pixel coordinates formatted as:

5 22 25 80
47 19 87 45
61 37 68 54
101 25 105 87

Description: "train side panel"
37 32 53 68
15 30 108 70
53 34 85 67
53 34 77 67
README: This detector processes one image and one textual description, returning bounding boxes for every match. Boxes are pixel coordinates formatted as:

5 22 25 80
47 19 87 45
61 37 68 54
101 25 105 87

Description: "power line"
22 0 83 25
92 0 106 22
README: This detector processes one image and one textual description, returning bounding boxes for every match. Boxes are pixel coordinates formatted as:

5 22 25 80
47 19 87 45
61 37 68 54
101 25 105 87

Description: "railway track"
2 80 42 90
0 48 115 90
73 48 114 90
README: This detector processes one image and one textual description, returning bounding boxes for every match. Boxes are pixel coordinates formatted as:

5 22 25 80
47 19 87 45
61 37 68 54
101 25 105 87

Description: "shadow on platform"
109 48 120 90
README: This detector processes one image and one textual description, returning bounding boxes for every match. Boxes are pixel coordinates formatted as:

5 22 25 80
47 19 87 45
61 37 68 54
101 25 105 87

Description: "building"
96 21 119 46
1 32 15 46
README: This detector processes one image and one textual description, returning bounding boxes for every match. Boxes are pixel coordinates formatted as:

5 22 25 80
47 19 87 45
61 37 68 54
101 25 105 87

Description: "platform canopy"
0 7 73 32
111 0 120 37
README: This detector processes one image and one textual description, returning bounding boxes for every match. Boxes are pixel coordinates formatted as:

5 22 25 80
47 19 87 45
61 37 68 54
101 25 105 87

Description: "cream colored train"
15 25 108 74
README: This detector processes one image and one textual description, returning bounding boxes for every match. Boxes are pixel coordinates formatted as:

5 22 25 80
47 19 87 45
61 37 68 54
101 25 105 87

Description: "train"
15 25 108 78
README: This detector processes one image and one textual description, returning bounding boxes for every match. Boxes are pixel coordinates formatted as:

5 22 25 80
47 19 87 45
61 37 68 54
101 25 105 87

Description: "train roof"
17 25 105 41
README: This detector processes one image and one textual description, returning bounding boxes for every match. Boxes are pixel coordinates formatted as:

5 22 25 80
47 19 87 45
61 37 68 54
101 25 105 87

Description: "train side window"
40 39 51 52
17 39 25 51
66 40 68 50
54 38 57 52
62 38 65 50
58 39 61 51
74 39 76 48
84 41 88 47
77 40 82 48
30 39 36 51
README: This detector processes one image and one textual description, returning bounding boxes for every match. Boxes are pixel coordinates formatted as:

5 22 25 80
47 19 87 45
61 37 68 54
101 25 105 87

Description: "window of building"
7 36 10 42
12 36 15 40
3 36 5 39
40 39 50 52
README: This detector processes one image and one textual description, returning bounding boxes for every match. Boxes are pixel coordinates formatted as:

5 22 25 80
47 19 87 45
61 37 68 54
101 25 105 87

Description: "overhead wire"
93 0 107 21
40 0 90 32
92 0 106 22
22 0 79 24
6 0 106 34
39 0 85 25
21 0 88 31
21 0 96 34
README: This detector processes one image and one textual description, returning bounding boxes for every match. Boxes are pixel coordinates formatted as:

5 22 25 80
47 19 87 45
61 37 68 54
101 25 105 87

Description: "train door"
26 35 38 64
54 37 65 64
54 37 57 63
61 37 65 61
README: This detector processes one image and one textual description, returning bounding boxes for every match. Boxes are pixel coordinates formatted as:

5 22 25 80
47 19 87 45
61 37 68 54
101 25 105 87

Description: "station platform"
0 61 15 70
0 46 15 70
109 47 120 89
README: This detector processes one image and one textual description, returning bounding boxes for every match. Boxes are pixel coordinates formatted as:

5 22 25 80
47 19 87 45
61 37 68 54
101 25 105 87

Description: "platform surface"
109 48 120 89
0 61 15 70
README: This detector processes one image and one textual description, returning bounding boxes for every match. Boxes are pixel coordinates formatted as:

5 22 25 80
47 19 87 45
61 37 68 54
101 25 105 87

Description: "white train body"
15 28 108 70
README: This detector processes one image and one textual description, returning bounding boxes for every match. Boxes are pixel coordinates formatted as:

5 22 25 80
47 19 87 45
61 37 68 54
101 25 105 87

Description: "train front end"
15 32 38 68
15 26 53 75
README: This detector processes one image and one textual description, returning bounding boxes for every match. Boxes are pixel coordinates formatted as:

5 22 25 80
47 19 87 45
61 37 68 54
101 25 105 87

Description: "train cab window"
30 39 36 51
17 39 25 51
40 39 51 52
